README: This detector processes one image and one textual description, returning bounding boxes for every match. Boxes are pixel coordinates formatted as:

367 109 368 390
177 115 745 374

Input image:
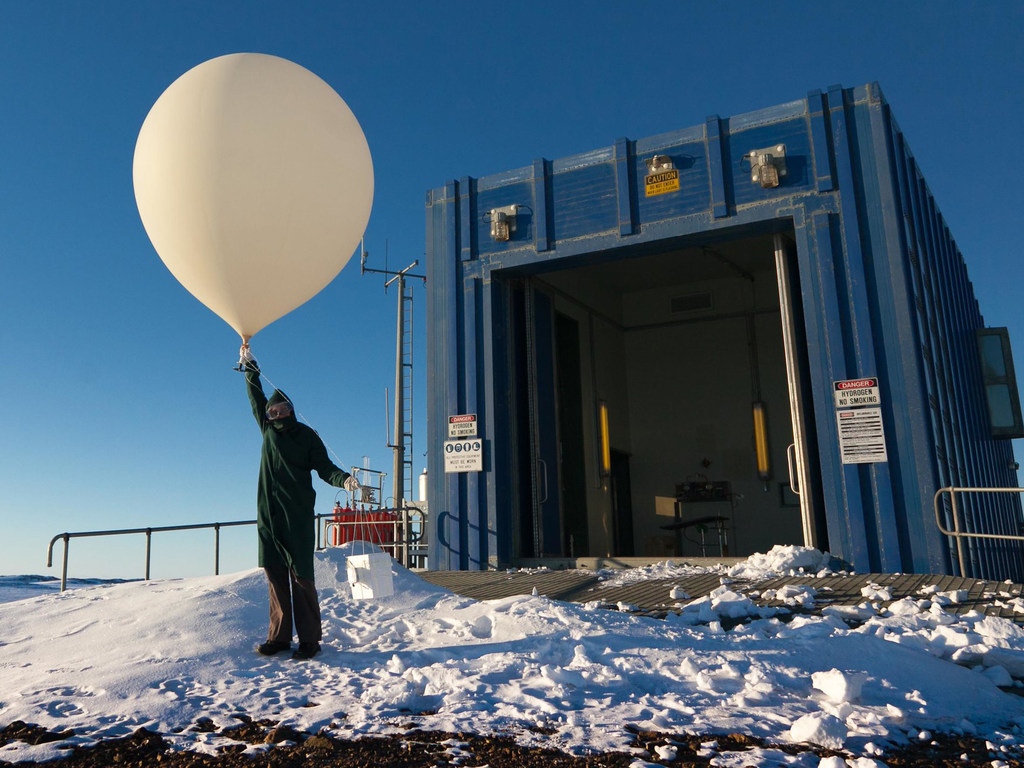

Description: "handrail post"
951 488 966 576
401 504 409 567
61 534 70 592
145 528 152 580
214 524 221 575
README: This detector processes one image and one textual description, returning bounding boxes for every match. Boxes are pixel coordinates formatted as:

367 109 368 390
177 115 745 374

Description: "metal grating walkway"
419 569 1024 623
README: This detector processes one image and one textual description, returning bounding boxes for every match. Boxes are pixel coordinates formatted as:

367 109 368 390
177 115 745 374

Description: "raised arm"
244 359 268 428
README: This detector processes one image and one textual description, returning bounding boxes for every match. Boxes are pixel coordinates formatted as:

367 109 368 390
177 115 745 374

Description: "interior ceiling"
552 233 777 293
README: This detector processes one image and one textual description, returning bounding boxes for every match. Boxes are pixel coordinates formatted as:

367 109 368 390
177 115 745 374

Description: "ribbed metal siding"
883 110 1024 580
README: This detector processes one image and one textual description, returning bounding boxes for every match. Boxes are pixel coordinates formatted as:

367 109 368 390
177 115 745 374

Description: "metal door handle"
786 443 801 495
537 458 549 504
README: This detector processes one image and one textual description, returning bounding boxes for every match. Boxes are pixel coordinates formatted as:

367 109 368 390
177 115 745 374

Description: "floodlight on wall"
488 204 519 242
645 154 675 173
743 144 787 189
598 400 611 476
752 401 770 486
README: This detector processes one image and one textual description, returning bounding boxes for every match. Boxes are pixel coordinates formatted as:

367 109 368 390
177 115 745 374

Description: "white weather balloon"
133 53 374 341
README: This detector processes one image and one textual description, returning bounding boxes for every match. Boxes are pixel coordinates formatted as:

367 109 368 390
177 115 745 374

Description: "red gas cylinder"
331 502 343 546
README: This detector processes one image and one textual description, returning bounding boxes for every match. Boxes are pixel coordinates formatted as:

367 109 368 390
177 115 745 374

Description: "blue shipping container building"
424 83 1023 580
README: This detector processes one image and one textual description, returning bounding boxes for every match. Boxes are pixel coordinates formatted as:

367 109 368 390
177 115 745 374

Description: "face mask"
266 403 293 421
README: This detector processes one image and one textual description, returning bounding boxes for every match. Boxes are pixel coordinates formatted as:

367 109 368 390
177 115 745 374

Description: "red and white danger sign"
448 413 477 438
833 377 880 408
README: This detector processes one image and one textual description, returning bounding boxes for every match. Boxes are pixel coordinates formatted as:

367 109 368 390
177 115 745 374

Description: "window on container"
977 328 1024 439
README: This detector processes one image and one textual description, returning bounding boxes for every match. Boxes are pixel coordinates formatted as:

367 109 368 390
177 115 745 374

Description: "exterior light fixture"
645 154 675 173
743 145 787 189
752 401 770 485
598 401 611 476
488 204 519 242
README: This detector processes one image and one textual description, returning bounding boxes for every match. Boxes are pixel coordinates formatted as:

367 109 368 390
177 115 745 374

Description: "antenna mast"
361 243 426 507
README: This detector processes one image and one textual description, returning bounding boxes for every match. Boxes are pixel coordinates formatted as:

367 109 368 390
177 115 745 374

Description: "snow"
1 544 1024 766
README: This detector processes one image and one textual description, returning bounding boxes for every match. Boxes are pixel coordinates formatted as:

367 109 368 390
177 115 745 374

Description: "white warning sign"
448 413 478 438
836 408 888 464
834 377 881 408
443 439 483 473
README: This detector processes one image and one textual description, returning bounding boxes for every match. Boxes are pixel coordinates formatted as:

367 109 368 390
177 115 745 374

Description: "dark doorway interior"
555 312 589 556
610 449 634 556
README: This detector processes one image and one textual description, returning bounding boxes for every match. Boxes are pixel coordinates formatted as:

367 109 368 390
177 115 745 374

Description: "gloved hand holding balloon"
133 54 374 358
238 343 257 371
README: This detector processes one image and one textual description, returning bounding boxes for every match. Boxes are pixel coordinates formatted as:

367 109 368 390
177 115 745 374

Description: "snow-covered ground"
1 545 1024 767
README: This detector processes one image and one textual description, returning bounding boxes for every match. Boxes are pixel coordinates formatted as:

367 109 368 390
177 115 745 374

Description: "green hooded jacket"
245 362 350 580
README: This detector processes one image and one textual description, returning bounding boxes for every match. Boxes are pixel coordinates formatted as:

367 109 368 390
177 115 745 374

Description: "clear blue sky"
2 1 1022 579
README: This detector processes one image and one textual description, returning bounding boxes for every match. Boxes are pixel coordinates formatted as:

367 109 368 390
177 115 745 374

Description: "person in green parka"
240 343 359 661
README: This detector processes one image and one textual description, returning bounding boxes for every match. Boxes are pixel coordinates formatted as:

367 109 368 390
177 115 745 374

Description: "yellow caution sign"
645 169 680 197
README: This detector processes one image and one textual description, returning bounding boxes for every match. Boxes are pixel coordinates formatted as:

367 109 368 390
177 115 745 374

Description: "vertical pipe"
394 274 406 506
61 535 69 592
400 507 408 567
951 488 966 576
214 524 221 575
145 529 152 580
774 234 815 547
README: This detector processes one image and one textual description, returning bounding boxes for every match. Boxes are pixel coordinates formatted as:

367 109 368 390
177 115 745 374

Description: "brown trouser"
264 566 322 645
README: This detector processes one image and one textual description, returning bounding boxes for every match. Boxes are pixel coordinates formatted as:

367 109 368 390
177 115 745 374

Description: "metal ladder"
396 279 415 504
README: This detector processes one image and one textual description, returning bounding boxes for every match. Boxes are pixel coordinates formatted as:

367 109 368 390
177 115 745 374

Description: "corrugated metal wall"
425 83 1022 579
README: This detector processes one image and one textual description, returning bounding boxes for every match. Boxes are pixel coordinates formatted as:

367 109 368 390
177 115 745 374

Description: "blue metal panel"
801 211 872 570
445 180 463 570
923 183 979 573
858 98 943 573
425 180 464 570
635 138 710 222
614 138 636 237
934 213 989 574
479 276 508 566
725 118 815 209
532 159 551 252
463 276 483 569
550 162 618 243
808 90 836 192
475 180 537 259
874 106 950 574
460 177 475 261
943 215 1021 577
905 157 958 494
827 85 901 572
705 116 728 218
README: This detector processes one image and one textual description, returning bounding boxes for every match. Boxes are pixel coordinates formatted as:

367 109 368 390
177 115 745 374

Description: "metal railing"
46 519 257 591
47 505 429 591
321 505 427 569
933 486 1024 576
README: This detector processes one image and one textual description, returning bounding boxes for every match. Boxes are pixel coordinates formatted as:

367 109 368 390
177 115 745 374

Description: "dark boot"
257 640 291 656
291 642 321 660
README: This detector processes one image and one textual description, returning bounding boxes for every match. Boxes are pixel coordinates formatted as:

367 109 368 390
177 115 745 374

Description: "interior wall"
539 243 805 560
620 269 801 557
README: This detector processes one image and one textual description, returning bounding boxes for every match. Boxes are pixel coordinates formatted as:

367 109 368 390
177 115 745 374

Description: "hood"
267 389 298 431
268 389 292 409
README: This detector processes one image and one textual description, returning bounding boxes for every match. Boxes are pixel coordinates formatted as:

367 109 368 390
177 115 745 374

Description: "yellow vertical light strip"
599 401 611 475
753 401 770 479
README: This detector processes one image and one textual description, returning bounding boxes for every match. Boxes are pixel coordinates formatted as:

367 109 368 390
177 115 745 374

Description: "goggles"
266 403 293 421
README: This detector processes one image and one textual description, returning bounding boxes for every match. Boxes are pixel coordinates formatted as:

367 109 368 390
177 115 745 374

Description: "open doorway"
499 229 824 562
